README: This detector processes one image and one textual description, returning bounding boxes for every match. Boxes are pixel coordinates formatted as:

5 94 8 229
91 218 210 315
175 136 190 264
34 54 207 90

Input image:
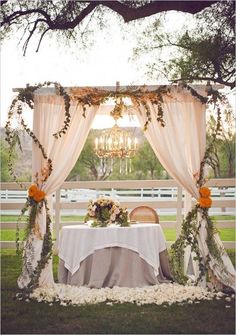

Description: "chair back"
129 206 159 223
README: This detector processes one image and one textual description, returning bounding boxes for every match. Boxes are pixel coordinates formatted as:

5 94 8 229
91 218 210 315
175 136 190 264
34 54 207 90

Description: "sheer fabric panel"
135 90 206 198
17 95 99 288
134 88 235 290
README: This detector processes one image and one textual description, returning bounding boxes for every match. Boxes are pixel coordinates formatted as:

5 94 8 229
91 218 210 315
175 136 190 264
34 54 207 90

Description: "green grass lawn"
163 228 236 242
1 249 235 334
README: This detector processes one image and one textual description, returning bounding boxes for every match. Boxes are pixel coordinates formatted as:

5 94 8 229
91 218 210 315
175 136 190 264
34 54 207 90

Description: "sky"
0 8 192 129
2 8 234 129
0 12 137 127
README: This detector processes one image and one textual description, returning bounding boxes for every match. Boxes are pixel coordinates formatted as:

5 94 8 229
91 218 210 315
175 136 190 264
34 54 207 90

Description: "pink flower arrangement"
85 197 129 227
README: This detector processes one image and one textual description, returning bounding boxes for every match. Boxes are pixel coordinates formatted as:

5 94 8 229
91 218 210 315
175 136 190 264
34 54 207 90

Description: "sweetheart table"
58 223 172 288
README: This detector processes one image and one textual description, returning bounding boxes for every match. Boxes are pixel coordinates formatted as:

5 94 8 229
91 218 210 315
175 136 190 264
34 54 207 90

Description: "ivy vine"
17 199 53 299
5 81 71 185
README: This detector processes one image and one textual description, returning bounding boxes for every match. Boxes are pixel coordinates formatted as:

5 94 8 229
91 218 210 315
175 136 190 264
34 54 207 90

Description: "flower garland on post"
17 179 53 298
5 82 71 299
169 88 232 288
5 81 71 184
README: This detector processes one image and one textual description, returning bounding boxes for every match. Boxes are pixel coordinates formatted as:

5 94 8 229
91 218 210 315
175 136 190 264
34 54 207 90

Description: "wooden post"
116 81 120 91
54 189 61 254
176 186 183 238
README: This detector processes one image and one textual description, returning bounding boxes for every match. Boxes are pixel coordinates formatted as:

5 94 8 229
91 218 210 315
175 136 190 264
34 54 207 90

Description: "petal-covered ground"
29 283 231 306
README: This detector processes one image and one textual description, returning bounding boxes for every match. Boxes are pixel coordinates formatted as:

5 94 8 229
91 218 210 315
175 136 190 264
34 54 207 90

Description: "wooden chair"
129 206 159 223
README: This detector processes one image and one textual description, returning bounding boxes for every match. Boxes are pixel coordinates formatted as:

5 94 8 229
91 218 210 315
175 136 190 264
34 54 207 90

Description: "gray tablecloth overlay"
58 247 173 288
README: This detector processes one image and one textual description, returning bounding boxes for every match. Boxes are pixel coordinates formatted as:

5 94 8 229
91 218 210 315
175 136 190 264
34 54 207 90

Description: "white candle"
128 137 131 149
108 138 112 150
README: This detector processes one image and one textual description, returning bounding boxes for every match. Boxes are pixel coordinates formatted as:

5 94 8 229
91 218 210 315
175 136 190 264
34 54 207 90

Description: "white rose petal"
29 283 221 307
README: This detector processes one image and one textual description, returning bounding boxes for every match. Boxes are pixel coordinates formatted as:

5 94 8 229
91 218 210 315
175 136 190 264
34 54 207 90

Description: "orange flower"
199 187 211 198
33 189 46 202
199 197 212 208
28 184 38 197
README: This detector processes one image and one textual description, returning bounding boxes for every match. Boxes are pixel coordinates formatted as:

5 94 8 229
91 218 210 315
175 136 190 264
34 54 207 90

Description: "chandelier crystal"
94 98 138 173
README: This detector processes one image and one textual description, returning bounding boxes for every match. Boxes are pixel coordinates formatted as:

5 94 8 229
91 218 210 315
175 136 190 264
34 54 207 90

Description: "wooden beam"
12 84 224 94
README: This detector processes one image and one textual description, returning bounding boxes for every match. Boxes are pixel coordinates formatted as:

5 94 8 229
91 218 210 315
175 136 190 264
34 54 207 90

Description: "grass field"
1 249 235 334
1 227 235 242
1 214 235 243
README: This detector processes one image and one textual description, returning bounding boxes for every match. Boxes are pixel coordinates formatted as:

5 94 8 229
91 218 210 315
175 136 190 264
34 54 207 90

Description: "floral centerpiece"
84 197 130 227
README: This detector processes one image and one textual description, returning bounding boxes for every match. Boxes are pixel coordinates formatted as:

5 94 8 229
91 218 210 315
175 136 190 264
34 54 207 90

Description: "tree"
134 0 235 88
132 140 166 180
67 131 112 181
67 130 168 181
0 139 17 181
207 109 235 178
1 0 218 55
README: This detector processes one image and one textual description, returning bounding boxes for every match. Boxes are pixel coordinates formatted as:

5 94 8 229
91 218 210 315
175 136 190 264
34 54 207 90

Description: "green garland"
17 199 53 299
169 206 199 285
169 204 224 285
5 81 71 184
69 84 207 131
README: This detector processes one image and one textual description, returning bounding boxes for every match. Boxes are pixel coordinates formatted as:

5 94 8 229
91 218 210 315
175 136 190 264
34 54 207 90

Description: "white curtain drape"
135 89 206 199
17 95 99 289
135 88 235 290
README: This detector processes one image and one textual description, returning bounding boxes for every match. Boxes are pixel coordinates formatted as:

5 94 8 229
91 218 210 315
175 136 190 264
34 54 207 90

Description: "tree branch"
22 19 45 56
95 1 219 22
2 1 220 29
36 28 50 52
1 0 221 54
173 75 235 89
51 2 98 29
0 1 8 7
2 8 52 26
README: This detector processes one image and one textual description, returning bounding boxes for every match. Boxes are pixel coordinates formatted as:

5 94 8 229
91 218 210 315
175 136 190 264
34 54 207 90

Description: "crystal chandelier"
94 98 138 173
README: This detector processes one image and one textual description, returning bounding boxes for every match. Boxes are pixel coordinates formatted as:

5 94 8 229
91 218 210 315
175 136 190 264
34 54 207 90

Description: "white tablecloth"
58 223 167 276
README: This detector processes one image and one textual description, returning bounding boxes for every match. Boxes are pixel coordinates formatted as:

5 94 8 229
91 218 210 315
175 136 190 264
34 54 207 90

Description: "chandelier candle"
94 98 138 174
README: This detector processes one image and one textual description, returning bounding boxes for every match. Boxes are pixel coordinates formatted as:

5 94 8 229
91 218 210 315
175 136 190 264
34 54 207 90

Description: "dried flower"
28 184 38 197
198 197 212 208
33 189 46 202
28 184 45 202
199 187 211 198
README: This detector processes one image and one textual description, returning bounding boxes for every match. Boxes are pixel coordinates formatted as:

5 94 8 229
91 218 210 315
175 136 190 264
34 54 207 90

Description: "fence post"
176 186 182 238
54 188 61 254
141 188 143 199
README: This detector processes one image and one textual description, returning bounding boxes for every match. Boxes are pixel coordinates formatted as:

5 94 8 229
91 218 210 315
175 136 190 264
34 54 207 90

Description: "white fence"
1 179 235 249
1 186 235 202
